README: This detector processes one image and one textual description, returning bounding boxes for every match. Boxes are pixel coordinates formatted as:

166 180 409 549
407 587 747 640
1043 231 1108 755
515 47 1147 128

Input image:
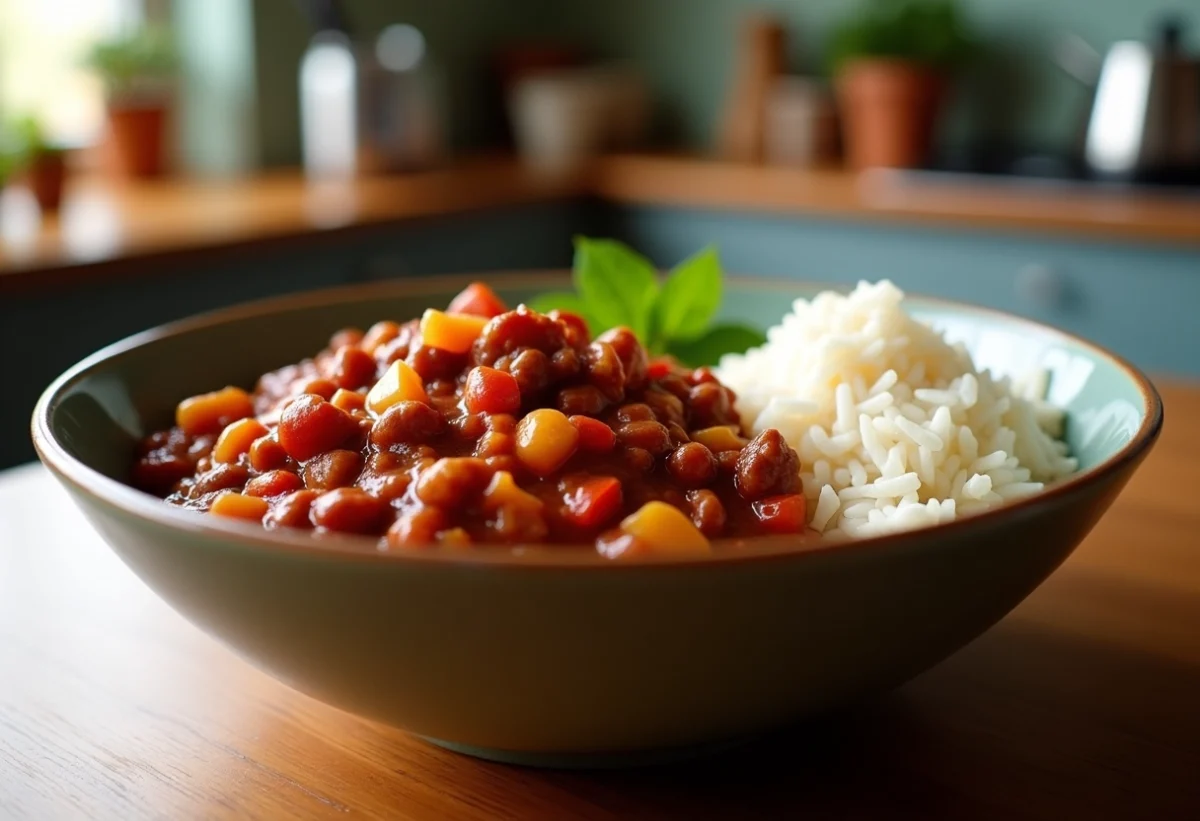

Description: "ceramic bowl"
32 274 1162 768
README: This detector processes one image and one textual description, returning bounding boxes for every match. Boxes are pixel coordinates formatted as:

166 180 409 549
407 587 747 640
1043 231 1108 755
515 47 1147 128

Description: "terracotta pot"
107 102 169 179
836 59 945 170
26 153 67 213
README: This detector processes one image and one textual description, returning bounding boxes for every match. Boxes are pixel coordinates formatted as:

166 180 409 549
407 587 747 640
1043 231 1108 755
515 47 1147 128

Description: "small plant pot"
107 102 169 178
26 153 67 213
836 59 945 170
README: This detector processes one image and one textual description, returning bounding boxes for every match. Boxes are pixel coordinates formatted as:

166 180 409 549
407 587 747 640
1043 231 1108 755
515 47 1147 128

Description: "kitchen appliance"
1059 18 1200 184
297 1 442 179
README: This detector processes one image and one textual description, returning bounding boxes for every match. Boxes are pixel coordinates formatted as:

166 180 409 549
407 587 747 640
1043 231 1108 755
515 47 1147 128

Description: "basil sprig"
530 237 767 366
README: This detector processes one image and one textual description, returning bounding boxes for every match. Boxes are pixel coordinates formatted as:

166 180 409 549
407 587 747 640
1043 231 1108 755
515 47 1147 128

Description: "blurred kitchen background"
1 0 1198 469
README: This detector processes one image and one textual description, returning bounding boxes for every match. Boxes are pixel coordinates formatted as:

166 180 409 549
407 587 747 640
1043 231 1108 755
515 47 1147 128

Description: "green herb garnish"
530 237 766 367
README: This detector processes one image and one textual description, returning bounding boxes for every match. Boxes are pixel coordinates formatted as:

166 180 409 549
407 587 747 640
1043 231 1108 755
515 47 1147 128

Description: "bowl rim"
31 271 1164 570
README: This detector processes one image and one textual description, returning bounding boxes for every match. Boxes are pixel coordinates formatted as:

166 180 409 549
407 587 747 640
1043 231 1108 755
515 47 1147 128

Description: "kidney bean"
359 470 411 503
617 421 672 455
643 388 685 427
487 413 517 435
407 344 467 382
570 415 617 453
131 454 193 495
278 395 358 462
666 422 690 446
557 385 609 417
582 342 626 403
506 348 551 399
189 463 250 498
667 442 717 487
717 450 741 474
472 307 566 367
689 382 739 428
362 320 401 356
367 450 405 474
303 449 364 490
657 373 693 402
622 447 655 473
413 457 492 507
332 346 378 390
475 431 514 458
296 378 339 401
451 412 488 441
311 488 390 534
244 470 304 498
464 367 521 415
595 327 648 391
369 401 443 449
734 429 802 501
248 434 291 472
549 347 581 381
265 490 319 529
687 489 727 537
612 403 656 425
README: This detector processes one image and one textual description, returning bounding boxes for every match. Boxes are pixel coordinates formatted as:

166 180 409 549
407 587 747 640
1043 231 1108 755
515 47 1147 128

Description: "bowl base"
419 734 755 770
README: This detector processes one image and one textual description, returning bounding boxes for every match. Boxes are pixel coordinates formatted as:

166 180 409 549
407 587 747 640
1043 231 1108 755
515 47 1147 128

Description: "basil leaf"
655 246 722 342
526 291 599 336
666 323 767 367
572 237 659 342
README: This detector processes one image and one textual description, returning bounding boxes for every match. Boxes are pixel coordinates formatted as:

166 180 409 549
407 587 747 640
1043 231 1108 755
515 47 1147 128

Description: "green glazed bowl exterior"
31 273 1162 767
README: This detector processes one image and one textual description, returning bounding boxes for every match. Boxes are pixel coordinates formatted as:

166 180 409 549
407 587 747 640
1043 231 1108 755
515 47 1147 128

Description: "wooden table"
3 382 1198 820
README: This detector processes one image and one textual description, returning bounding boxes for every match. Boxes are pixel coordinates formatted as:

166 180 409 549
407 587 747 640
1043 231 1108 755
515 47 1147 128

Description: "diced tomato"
647 358 674 380
569 415 617 452
562 477 623 529
464 366 521 414
751 494 808 535
447 282 508 318
244 470 304 498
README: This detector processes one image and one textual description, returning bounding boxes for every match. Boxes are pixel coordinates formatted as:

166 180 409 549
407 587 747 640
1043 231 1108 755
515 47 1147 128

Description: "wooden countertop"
2 382 1197 819
0 157 589 294
2 154 1198 294
594 154 1200 247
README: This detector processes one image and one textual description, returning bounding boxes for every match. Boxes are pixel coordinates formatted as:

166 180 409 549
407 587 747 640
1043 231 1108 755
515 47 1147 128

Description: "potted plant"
828 0 972 169
9 116 69 213
84 27 177 179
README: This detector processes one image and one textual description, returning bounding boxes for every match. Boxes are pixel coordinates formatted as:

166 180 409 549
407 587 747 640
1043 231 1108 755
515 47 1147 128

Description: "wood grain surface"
0 157 588 292
592 154 1200 247
4 153 1199 294
2 381 1198 821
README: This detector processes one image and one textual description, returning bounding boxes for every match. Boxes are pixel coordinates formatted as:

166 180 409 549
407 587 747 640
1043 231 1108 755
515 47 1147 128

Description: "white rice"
715 280 1078 540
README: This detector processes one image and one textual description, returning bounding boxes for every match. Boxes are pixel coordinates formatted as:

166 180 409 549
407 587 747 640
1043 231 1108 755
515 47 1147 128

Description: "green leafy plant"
9 116 63 159
827 0 973 74
530 237 767 367
84 27 177 99
0 118 36 182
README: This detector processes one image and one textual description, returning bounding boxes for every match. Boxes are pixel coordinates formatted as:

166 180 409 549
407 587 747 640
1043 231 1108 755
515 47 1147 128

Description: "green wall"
554 0 1200 152
250 0 1200 164
251 0 558 167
